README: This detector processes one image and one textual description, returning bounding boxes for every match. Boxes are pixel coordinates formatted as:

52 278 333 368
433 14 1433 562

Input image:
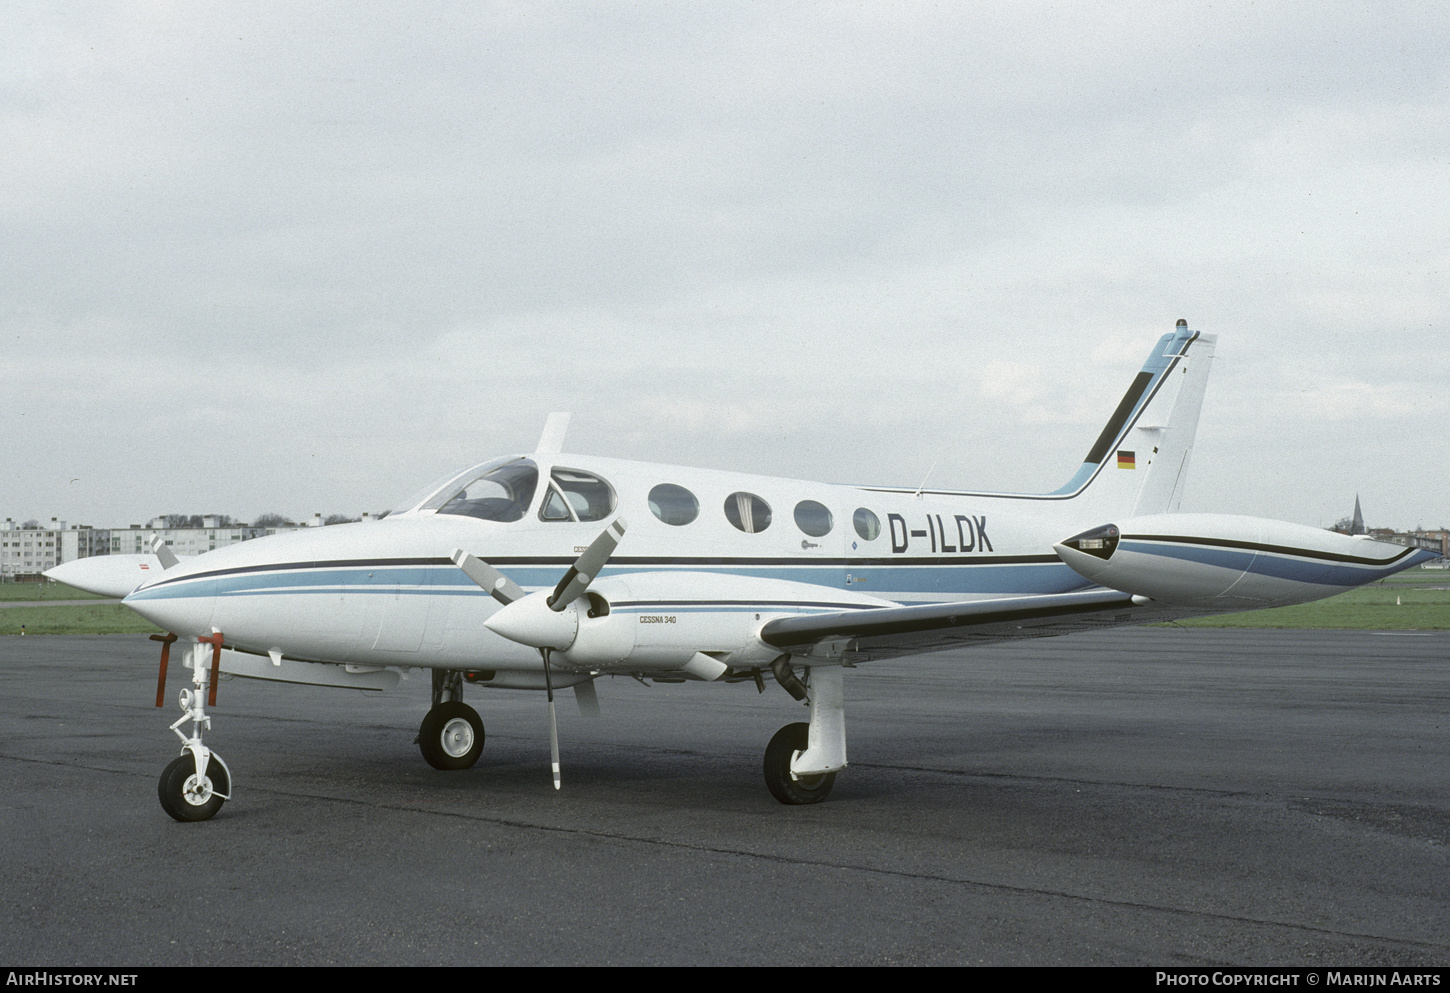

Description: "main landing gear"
762 662 847 805
153 633 232 822
416 669 485 771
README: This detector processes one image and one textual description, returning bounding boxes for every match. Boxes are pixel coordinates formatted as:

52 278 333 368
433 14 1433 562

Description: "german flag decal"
1117 450 1136 469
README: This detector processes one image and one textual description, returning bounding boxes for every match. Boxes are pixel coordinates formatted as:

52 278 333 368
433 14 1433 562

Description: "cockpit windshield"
432 458 539 522
387 463 485 517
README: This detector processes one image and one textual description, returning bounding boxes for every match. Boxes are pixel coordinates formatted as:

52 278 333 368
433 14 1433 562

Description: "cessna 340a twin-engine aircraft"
48 320 1437 820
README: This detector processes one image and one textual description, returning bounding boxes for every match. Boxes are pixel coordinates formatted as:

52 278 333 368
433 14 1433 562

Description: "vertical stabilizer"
1130 332 1215 514
1050 321 1216 518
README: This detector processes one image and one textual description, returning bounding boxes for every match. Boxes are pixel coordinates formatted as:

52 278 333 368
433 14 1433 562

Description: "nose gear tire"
158 754 229 822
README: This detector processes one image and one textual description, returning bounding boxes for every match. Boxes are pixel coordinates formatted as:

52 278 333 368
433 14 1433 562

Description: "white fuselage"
119 453 1106 671
115 451 1429 678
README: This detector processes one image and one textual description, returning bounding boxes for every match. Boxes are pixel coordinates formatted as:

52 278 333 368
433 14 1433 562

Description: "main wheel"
158 754 229 822
418 701 485 770
763 722 835 805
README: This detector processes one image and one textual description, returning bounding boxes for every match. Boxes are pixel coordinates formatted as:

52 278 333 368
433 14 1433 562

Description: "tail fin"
1050 321 1216 516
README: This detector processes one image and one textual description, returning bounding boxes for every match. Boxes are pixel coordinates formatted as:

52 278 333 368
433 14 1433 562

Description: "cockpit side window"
435 459 539 522
541 468 616 523
540 485 574 521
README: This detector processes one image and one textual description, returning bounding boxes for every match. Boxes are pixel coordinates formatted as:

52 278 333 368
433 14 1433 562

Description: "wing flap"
759 589 1190 663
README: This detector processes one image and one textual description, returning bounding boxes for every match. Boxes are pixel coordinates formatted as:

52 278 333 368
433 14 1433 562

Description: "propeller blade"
573 678 600 717
542 648 561 790
451 549 527 605
547 697 561 790
549 518 627 611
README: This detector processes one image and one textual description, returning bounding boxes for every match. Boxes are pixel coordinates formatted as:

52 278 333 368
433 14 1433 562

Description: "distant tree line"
158 514 241 529
150 512 389 528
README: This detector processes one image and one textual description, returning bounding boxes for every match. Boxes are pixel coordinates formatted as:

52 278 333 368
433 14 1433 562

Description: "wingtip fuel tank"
1056 513 1433 610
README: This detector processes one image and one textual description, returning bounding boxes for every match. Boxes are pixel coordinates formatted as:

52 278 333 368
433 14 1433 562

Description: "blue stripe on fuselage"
124 559 1093 603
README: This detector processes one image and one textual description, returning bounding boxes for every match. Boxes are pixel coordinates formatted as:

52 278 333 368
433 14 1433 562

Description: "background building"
2 513 380 582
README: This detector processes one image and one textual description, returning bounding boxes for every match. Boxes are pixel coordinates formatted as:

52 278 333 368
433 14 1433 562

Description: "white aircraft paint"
44 322 1436 816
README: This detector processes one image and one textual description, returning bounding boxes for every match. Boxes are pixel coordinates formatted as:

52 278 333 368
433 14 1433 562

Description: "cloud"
2 2 1447 527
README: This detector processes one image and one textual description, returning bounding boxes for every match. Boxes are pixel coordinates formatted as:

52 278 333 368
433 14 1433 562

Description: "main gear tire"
763 722 835 805
418 701 485 770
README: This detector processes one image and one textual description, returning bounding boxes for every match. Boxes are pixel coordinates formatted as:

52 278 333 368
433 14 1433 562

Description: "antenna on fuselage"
537 412 571 454
913 459 938 500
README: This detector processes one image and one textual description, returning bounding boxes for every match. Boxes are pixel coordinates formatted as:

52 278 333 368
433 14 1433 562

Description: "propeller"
450 550 526 606
451 517 627 790
549 517 627 610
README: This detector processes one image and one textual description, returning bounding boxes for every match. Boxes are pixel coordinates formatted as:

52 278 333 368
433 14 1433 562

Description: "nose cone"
123 576 217 636
45 556 161 599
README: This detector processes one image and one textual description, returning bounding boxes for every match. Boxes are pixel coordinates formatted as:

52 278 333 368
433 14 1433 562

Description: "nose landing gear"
155 633 232 822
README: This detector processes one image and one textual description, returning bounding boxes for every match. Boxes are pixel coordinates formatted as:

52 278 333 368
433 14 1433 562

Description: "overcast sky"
3 1 1446 532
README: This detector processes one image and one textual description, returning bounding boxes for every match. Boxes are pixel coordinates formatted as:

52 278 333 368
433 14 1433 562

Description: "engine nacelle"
487 571 893 675
1055 513 1430 610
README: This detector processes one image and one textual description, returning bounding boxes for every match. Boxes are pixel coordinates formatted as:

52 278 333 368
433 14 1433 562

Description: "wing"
759 588 1195 664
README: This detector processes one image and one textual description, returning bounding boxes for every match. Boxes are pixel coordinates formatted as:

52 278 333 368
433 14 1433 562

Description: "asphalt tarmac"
1 629 1446 967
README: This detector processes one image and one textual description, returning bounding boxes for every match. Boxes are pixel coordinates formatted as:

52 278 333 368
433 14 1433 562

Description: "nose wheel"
159 752 230 822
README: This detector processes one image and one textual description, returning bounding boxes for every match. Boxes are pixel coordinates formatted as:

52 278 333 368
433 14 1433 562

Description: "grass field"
0 580 159 635
2 571 1446 635
0 603 163 636
1170 579 1450 630
0 581 110 601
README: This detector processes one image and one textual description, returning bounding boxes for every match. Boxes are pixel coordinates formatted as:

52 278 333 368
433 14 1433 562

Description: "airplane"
46 320 1437 821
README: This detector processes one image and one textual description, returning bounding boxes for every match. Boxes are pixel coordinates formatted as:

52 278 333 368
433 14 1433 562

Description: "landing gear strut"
157 634 232 822
416 669 485 770
763 663 846 805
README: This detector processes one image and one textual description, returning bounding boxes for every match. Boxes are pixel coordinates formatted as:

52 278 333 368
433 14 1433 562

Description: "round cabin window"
853 508 881 541
794 500 834 538
724 492 772 533
648 483 700 526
